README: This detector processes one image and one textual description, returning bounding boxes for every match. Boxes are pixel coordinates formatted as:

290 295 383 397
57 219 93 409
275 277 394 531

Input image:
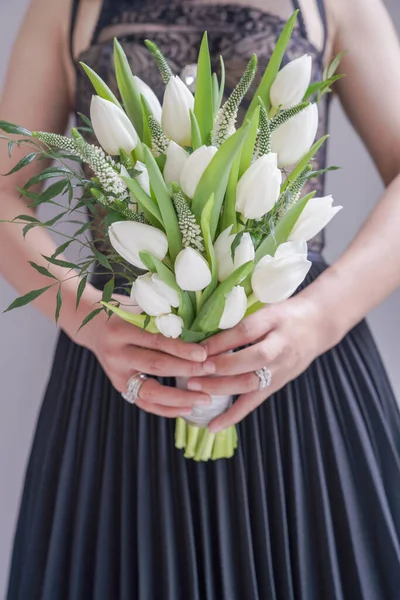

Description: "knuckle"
238 318 255 341
147 357 165 374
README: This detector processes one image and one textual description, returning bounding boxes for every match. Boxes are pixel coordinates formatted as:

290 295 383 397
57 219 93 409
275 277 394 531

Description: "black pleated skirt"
7 258 400 600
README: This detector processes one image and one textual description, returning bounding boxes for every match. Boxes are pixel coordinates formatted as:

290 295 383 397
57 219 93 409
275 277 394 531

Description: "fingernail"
203 360 216 374
187 380 202 391
194 398 211 406
191 348 207 361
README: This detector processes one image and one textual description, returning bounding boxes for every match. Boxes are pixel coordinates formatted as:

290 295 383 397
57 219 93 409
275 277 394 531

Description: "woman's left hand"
187 294 340 433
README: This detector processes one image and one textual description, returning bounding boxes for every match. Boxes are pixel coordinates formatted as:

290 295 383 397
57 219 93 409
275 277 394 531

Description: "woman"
1 0 400 598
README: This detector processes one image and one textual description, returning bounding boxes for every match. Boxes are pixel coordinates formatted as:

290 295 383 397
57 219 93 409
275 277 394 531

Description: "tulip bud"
133 75 162 123
180 145 218 199
214 226 255 282
251 241 311 303
131 273 180 317
163 141 189 186
270 55 312 110
155 313 184 338
271 103 318 168
108 221 168 270
120 162 150 209
288 195 343 242
161 76 194 146
175 247 212 291
236 153 282 219
218 286 248 329
90 96 138 155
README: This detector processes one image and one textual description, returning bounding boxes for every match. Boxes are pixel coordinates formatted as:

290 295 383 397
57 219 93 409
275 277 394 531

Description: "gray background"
1 0 399 596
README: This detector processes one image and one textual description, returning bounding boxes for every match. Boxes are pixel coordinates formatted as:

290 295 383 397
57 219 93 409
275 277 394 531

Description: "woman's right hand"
79 295 214 418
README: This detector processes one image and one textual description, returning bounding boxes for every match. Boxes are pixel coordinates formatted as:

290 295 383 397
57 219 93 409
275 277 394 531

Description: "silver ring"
255 366 272 391
122 372 148 404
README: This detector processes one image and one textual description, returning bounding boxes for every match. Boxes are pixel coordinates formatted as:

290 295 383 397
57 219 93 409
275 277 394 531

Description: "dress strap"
69 0 81 63
291 0 328 54
290 0 308 39
315 0 328 54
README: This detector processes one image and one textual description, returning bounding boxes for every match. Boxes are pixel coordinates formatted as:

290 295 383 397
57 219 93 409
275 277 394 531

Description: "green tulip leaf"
101 301 159 332
217 56 226 112
139 251 180 292
80 62 122 109
190 110 202 151
143 146 182 261
199 194 218 305
121 176 163 227
113 38 144 138
194 32 214 145
178 292 195 329
141 96 153 148
192 124 249 239
246 10 299 117
212 73 220 117
220 149 242 233
191 260 254 332
255 192 316 262
181 328 207 342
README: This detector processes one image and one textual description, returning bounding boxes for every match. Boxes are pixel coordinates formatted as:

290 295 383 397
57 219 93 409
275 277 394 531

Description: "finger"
211 333 282 376
202 307 276 356
125 346 216 378
209 386 276 433
187 371 261 395
122 325 207 362
135 397 194 419
140 377 211 408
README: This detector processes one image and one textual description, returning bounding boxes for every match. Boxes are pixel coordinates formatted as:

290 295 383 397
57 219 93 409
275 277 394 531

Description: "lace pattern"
75 3 330 254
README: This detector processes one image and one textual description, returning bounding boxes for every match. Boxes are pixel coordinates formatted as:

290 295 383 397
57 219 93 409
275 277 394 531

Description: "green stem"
175 418 187 449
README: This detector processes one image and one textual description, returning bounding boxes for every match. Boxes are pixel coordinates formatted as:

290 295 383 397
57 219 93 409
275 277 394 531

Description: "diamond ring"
255 367 272 391
122 372 148 404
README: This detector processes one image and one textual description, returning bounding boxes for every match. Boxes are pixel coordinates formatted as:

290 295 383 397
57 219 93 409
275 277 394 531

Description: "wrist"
58 282 104 351
297 267 350 353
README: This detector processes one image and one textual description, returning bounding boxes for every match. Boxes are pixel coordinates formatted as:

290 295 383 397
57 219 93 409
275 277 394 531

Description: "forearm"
0 187 102 347
302 172 400 345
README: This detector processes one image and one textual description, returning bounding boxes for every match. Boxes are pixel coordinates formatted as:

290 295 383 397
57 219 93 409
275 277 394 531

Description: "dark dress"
7 1 400 599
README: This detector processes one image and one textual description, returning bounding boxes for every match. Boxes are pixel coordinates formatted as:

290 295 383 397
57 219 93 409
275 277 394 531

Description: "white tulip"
120 162 150 209
162 76 194 147
155 313 184 338
131 273 179 317
236 153 282 219
271 103 319 168
175 247 212 291
288 195 343 242
251 241 311 303
163 141 189 186
134 160 151 195
108 221 168 270
180 145 218 199
133 75 162 123
214 226 255 282
270 54 312 110
90 95 138 155
218 286 248 329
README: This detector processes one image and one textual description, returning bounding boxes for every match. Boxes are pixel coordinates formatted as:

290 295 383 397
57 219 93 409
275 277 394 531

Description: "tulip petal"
155 314 184 338
180 145 218 199
90 96 138 156
108 221 168 270
270 54 312 110
288 195 343 242
163 141 189 186
219 286 248 329
162 76 194 146
271 103 318 168
175 247 212 292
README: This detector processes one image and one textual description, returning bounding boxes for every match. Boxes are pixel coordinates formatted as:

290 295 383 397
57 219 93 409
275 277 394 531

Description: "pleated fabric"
6 259 400 600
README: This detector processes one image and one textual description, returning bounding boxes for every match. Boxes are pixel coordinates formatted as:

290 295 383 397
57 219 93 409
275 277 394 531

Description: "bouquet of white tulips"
0 11 343 460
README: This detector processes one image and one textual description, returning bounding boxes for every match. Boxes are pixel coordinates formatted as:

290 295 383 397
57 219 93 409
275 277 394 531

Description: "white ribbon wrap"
175 376 233 428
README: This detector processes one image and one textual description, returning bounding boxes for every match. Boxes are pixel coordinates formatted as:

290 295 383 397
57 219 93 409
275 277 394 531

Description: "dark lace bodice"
73 0 330 254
